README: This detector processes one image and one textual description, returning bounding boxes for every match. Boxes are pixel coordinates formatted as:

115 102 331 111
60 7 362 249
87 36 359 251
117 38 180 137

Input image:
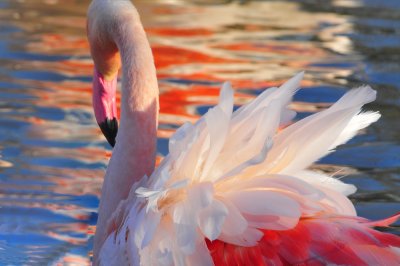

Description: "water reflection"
0 0 399 264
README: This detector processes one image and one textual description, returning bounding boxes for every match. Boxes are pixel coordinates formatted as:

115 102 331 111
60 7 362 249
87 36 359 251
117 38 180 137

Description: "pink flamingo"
87 0 400 265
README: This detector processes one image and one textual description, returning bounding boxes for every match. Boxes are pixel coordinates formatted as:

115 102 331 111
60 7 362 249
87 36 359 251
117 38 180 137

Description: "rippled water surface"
0 0 399 264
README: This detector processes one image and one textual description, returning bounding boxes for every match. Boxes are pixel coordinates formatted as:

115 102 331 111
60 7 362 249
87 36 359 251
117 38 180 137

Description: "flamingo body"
87 0 400 265
97 73 400 265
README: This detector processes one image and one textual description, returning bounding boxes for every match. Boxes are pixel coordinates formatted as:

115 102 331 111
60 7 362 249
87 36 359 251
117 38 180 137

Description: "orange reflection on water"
26 33 89 56
147 27 213 37
153 45 244 69
212 42 326 57
54 254 90 266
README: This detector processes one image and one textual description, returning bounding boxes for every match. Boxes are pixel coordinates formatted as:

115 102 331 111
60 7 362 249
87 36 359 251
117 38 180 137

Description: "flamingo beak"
98 116 118 147
92 68 118 147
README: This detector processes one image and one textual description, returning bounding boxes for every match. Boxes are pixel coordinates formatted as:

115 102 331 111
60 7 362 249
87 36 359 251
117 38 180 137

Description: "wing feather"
99 73 400 266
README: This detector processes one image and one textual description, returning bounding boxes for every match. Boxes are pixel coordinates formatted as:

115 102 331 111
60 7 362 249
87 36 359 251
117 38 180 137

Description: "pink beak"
92 68 118 147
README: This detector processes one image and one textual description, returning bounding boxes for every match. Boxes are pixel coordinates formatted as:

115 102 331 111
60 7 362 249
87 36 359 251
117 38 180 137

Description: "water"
0 0 399 264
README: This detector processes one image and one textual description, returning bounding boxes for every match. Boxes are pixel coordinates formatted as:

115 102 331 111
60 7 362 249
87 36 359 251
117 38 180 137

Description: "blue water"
0 0 399 265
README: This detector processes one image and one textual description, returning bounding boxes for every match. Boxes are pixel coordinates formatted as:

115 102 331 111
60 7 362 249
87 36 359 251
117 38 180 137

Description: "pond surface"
0 0 399 265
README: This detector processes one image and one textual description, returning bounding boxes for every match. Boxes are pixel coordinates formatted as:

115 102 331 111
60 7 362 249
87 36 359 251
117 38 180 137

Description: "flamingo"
87 0 400 265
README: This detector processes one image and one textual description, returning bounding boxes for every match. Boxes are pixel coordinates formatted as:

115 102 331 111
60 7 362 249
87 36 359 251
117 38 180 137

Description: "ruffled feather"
99 73 400 265
207 216 400 266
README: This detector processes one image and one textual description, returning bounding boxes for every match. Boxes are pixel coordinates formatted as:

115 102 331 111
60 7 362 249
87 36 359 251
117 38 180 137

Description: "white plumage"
98 72 381 265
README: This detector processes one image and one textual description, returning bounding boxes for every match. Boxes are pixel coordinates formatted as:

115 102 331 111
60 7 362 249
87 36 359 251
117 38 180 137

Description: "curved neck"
115 13 159 149
89 1 159 259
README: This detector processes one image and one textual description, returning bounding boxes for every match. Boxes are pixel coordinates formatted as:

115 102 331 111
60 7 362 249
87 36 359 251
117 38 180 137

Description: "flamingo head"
92 68 118 147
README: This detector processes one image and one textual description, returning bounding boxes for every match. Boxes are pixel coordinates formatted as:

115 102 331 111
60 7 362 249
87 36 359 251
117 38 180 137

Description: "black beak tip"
99 118 118 147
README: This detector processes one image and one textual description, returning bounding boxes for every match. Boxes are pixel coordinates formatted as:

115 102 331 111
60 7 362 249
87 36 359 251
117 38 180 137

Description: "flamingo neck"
93 5 159 258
